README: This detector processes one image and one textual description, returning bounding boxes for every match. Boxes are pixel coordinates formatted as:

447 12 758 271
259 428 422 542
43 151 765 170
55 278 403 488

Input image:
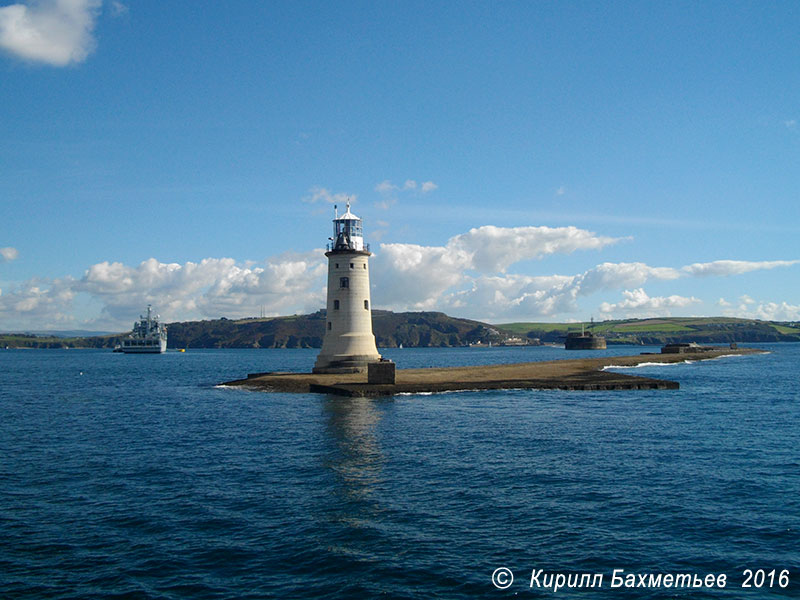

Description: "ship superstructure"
121 305 167 353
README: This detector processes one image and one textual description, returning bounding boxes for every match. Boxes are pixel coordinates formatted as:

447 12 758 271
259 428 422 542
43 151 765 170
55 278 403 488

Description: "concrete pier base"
224 347 763 397
312 354 384 374
368 360 396 384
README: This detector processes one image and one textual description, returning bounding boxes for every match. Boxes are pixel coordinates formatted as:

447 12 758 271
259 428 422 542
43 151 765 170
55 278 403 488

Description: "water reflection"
318 394 399 573
322 396 385 504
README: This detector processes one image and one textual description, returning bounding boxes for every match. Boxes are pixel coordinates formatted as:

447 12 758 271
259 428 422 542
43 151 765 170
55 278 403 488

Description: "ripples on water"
1 345 798 598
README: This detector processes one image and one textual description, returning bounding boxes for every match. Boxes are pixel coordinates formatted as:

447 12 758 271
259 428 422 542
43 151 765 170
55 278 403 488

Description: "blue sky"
1 0 799 331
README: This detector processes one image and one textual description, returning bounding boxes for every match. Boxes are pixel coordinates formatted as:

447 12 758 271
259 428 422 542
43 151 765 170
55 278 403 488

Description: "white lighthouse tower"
313 202 382 373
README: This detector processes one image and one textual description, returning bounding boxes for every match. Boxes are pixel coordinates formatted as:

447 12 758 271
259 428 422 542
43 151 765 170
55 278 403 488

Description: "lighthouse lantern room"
313 202 382 373
331 203 365 251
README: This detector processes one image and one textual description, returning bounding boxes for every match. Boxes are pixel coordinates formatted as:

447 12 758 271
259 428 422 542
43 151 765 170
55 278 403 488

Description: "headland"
222 347 763 397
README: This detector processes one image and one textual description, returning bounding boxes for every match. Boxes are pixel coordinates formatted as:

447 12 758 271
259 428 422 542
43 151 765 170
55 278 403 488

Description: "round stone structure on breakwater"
564 331 607 350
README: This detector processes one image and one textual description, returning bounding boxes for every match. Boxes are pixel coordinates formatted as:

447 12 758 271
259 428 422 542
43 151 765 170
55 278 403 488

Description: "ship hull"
121 339 167 354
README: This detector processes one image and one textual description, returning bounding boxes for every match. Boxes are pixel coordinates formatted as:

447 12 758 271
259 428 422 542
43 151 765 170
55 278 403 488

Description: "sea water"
1 344 798 598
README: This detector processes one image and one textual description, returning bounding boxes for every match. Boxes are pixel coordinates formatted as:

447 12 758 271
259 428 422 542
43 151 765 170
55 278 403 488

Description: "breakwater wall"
223 347 763 397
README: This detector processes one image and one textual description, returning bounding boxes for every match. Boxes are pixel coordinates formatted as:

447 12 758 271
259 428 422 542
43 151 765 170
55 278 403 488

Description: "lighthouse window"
340 277 349 289
363 264 366 269
333 300 340 310
335 263 339 268
327 322 331 330
364 300 369 310
350 263 354 269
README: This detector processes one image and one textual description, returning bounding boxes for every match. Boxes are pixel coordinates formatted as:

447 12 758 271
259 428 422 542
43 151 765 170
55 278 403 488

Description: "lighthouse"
313 202 382 373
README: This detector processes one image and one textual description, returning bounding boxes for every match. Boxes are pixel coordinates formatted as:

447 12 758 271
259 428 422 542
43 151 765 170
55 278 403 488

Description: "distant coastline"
3 312 799 349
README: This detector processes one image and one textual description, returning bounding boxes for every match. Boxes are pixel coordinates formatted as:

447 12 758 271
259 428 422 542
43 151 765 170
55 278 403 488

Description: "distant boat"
499 336 533 346
121 305 167 354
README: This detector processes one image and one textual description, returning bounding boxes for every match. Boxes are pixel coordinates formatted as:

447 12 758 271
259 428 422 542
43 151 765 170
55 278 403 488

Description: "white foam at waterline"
395 387 564 397
602 360 695 370
214 384 259 392
602 351 765 371
396 389 483 396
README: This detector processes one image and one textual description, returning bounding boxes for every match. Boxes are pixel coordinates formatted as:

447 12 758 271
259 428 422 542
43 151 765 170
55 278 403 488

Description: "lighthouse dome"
337 205 360 221
331 201 365 251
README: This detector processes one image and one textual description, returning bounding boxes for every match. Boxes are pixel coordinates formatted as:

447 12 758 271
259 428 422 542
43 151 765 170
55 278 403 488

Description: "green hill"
3 314 798 349
164 310 501 349
0 311 503 349
497 317 800 345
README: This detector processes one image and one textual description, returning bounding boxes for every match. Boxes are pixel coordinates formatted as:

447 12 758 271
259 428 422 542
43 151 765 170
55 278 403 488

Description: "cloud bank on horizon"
1 223 798 331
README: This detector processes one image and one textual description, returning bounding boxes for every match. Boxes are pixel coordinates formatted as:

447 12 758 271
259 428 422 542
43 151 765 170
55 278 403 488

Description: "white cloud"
372 233 798 321
0 252 329 330
302 186 354 205
437 273 580 320
2 222 799 329
375 179 438 195
373 179 437 211
449 225 621 273
719 298 800 321
376 259 687 321
371 225 622 312
681 259 800 277
1 247 19 262
0 276 77 329
76 253 327 326
374 180 396 194
748 302 800 321
575 262 680 296
785 119 797 129
0 0 101 66
599 288 700 317
6 246 794 328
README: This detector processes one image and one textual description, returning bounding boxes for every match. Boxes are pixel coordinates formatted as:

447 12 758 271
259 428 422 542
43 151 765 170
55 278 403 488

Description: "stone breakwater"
222 347 764 397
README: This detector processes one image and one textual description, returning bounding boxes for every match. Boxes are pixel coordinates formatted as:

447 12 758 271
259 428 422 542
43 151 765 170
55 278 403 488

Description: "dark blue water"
1 345 798 598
